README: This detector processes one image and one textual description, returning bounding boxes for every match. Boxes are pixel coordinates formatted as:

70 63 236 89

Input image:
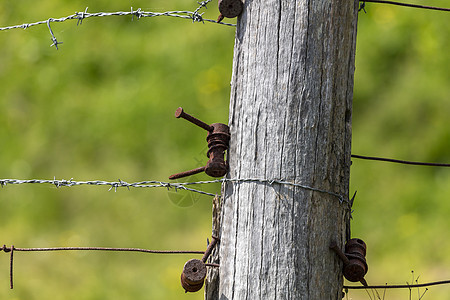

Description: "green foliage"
0 1 448 299
0 1 232 299
350 2 450 299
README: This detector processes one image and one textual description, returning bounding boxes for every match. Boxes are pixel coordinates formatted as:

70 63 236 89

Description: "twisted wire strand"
7 153 447 205
0 3 235 49
0 8 235 32
179 178 348 204
0 178 218 197
0 177 347 204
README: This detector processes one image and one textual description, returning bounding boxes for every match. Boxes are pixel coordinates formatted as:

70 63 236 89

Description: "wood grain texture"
206 0 358 298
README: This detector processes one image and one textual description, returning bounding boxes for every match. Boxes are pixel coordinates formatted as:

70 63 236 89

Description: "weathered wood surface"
206 0 358 299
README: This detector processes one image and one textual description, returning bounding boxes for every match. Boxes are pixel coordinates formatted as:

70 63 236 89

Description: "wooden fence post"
206 0 359 298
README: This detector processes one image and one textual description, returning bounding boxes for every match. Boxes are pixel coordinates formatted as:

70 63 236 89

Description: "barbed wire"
1 1 448 296
220 178 348 204
351 154 450 167
0 1 235 49
0 178 218 197
358 0 450 12
3 152 448 205
0 1 447 51
0 177 348 205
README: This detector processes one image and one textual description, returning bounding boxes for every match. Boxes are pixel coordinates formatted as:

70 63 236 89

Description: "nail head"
175 107 184 118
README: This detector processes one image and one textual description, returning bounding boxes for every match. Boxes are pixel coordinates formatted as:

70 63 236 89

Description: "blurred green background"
0 1 448 299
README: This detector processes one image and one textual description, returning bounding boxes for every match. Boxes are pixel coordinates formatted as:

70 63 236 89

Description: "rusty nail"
175 107 213 132
202 236 219 263
169 166 206 180
330 241 351 266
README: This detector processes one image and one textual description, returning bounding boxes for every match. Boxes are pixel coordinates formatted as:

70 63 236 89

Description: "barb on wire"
191 0 213 23
76 7 89 26
130 7 142 21
46 19 62 49
0 3 235 49
359 2 367 13
351 154 450 167
358 0 450 12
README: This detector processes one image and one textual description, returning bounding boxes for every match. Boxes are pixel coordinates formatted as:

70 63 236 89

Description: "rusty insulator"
217 0 243 22
205 123 230 177
180 237 219 293
343 238 368 282
330 238 368 284
169 108 230 180
180 259 207 293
